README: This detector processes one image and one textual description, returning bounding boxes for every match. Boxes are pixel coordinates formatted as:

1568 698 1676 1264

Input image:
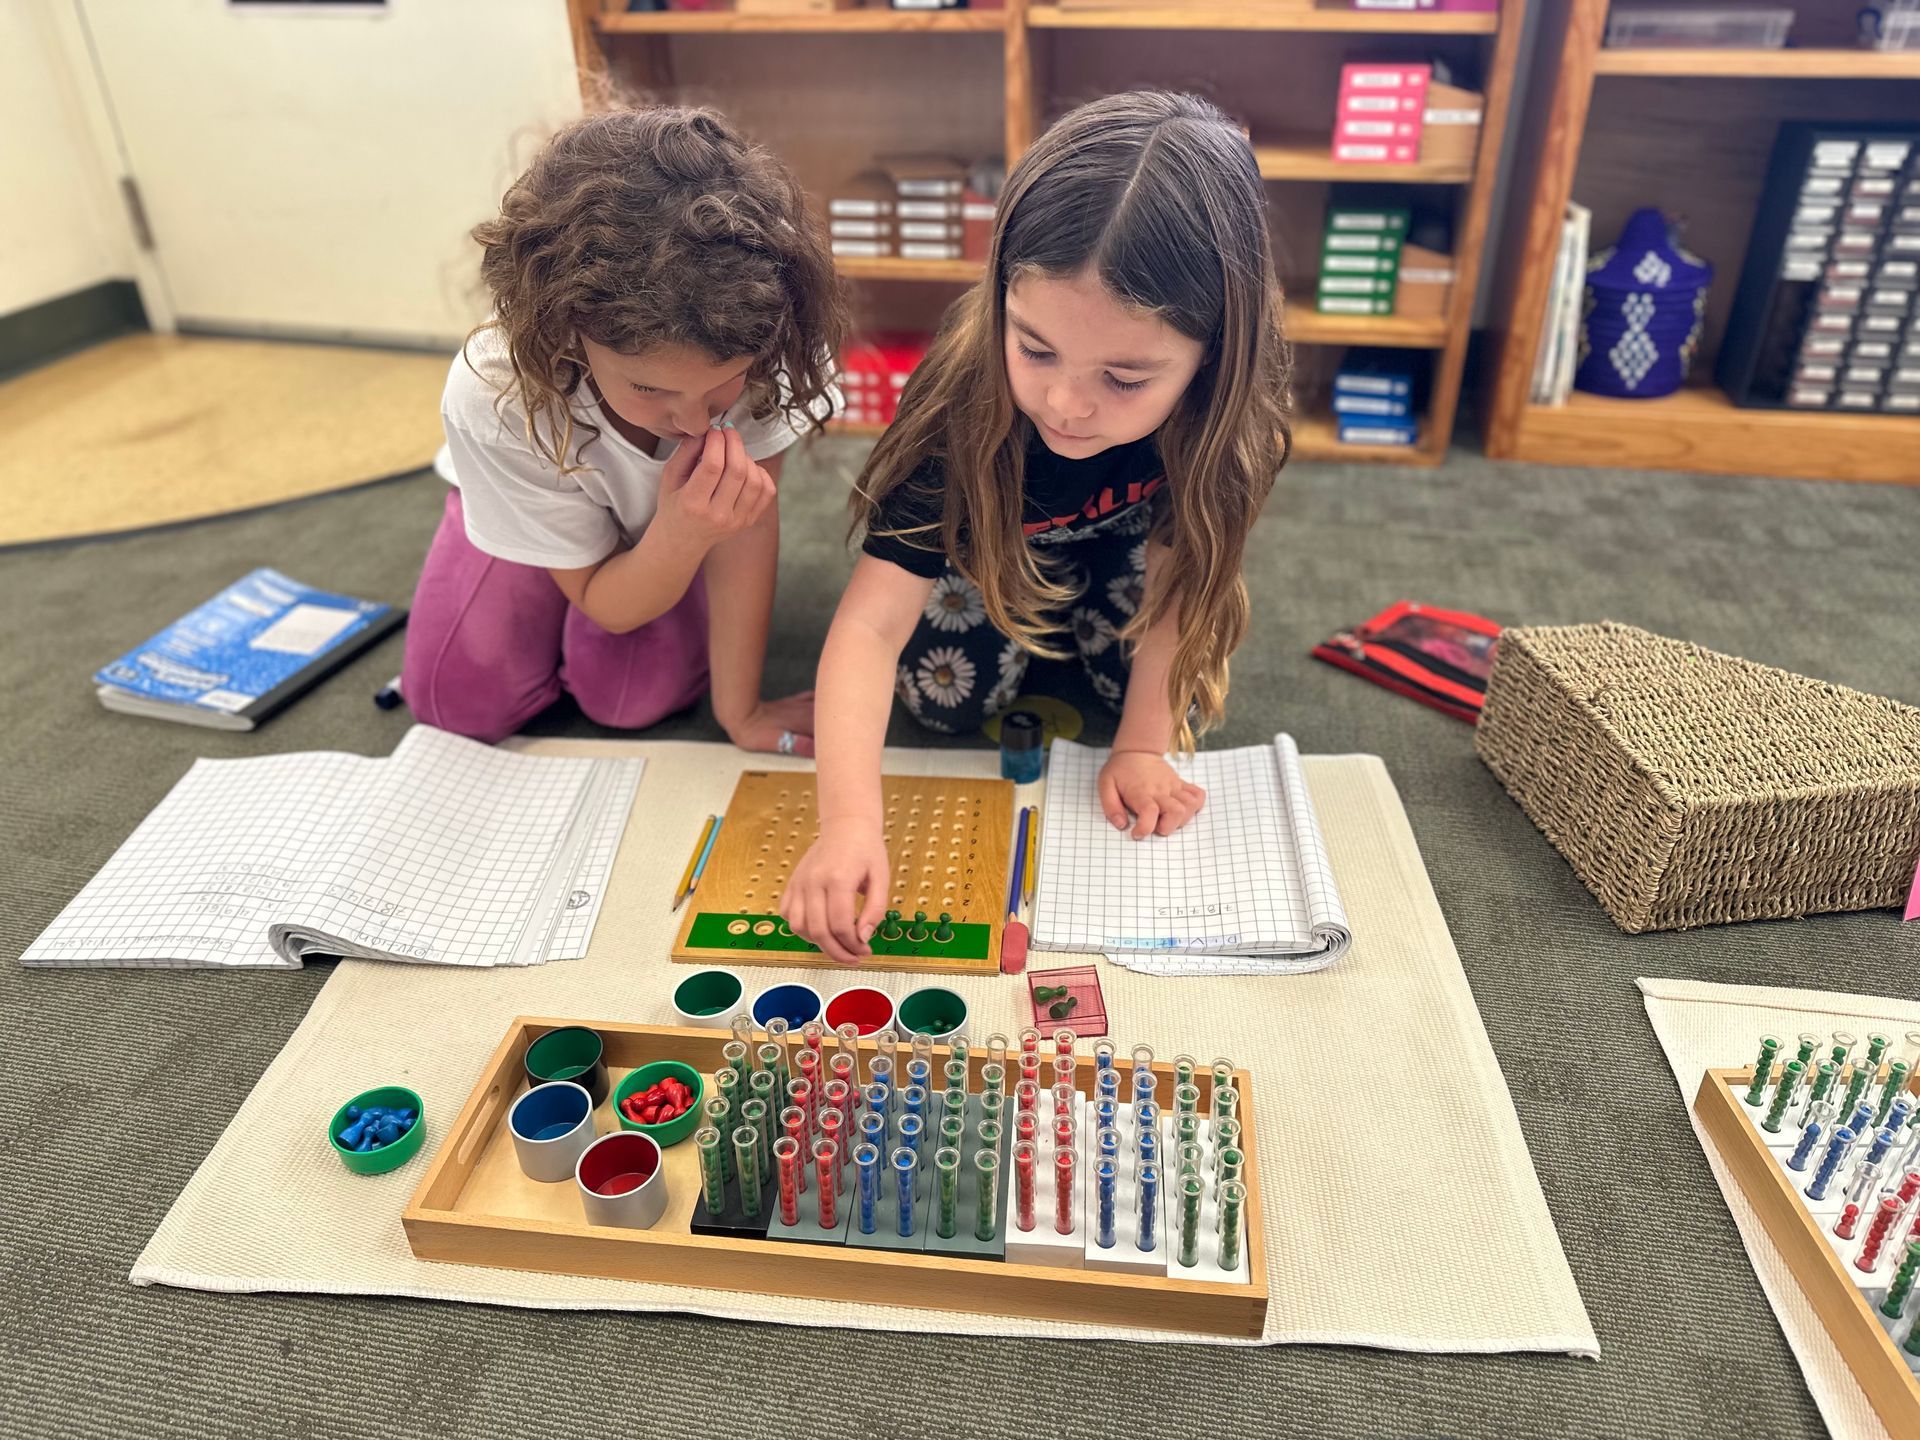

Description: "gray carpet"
4 437 1917 1440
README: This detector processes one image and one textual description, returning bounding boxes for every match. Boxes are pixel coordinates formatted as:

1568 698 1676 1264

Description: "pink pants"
402 488 709 743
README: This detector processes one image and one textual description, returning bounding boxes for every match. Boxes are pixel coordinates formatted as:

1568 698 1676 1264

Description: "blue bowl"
751 982 824 1028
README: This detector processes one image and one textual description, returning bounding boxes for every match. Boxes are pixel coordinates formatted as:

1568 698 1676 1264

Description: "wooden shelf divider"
1591 46 1920 79
570 0 1528 467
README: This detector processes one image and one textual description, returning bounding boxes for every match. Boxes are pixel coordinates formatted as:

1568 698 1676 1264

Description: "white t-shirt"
434 328 824 570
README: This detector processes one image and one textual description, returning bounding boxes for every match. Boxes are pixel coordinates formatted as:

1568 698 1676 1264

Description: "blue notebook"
94 568 405 730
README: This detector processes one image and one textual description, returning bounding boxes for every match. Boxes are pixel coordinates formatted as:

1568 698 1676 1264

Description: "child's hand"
655 425 775 551
782 820 892 965
723 691 815 757
1098 749 1207 839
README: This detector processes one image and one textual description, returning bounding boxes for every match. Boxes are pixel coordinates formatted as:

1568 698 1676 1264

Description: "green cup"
613 1060 706 1147
525 1026 609 1105
328 1085 426 1176
898 987 968 1041
672 969 744 1027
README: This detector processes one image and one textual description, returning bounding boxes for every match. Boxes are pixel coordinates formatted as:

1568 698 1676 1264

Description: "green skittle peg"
880 909 903 941
907 909 929 942
934 911 954 943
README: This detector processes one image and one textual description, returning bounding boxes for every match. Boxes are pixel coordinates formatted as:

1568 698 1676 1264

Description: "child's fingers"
1098 772 1130 830
782 886 809 944
1129 799 1161 840
824 877 870 962
667 427 722 497
856 874 888 948
712 426 752 517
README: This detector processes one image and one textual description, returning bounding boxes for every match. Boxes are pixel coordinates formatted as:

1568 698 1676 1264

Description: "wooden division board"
402 1018 1269 1339
1694 1066 1920 1438
672 771 1015 975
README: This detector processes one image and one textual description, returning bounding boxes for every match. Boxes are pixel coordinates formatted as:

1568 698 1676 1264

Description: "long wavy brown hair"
857 91 1291 751
469 105 847 471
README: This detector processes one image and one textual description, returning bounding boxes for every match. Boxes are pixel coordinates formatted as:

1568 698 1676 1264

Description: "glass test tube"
734 1126 762 1219
986 1033 1010 1074
1137 1125 1160 1177
1175 1111 1201 1149
1219 1179 1246 1273
911 1031 934 1074
905 1057 933 1093
865 1081 891 1134
902 1084 928 1125
728 1015 756 1066
951 1036 972 1070
1052 1053 1076 1092
704 1096 735 1180
1093 1040 1117 1075
1177 1141 1204 1181
1095 1156 1118 1249
695 1126 726 1216
1793 1032 1821 1069
1132 1069 1157 1108
1015 1078 1039 1118
1172 1054 1198 1092
1097 1125 1120 1166
975 1149 1001 1242
1054 1112 1076 1153
977 1119 1003 1154
833 1021 861 1066
981 1062 1006 1098
944 1086 967 1124
1015 1108 1038 1145
764 1021 792 1091
860 1106 887 1159
800 1019 825 1057
1054 1029 1077 1060
1019 1028 1042 1058
1055 1146 1077 1236
1014 1139 1038 1233
1218 1146 1245 1190
899 1112 925 1169
824 1077 854 1149
935 1146 961 1239
1214 1117 1242 1160
774 1136 802 1227
855 1142 881 1235
1136 1162 1160 1252
1052 1081 1076 1124
740 1097 772 1182
1096 1069 1120 1105
749 1065 778 1122
940 1114 964 1152
1130 1043 1155 1075
1178 1172 1204 1268
893 1147 918 1237
815 1138 839 1229
1174 1082 1201 1116
1212 1083 1239 1130
720 1039 749 1076
981 1090 1005 1128
715 1067 743 1125
788 1077 815 1143
780 1105 809 1194
818 1106 846 1181
1209 1057 1235 1101
945 1058 970 1095
868 1055 895 1111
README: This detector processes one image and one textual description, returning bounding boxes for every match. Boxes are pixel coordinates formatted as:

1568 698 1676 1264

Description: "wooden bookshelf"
1253 136 1474 184
1482 0 1920 483
570 0 1529 466
1027 5 1499 35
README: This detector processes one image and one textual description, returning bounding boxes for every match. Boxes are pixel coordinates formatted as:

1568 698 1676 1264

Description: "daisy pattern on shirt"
917 647 976 708
1090 671 1124 704
1071 605 1117 656
923 573 985 632
986 638 1025 714
1106 569 1144 618
895 663 926 719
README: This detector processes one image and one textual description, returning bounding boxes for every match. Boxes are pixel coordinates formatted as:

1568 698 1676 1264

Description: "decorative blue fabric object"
1575 207 1713 399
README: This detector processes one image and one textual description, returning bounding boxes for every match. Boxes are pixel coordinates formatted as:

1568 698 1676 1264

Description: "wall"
0 2 134 318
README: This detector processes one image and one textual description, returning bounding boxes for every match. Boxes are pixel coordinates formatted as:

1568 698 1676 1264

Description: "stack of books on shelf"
1332 351 1418 447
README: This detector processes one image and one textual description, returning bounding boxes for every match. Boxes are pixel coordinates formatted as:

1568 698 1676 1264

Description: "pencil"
689 817 723 895
1007 805 1030 919
672 815 717 912
1022 807 1039 909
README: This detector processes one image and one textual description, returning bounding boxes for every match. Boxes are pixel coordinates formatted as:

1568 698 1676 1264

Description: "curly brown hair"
469 105 847 471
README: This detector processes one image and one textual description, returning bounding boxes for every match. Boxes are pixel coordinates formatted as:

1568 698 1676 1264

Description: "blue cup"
752 982 823 1028
509 1080 596 1182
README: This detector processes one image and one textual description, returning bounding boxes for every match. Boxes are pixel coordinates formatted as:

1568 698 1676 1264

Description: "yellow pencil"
1022 807 1039 909
672 815 716 912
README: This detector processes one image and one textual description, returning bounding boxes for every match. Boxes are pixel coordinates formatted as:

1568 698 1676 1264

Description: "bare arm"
548 521 706 636
784 553 934 963
699 452 784 742
1099 541 1208 838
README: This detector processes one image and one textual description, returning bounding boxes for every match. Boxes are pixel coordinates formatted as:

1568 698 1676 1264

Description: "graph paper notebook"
21 727 641 970
1031 734 1352 976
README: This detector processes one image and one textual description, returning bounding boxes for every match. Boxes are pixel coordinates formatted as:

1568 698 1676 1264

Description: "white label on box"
1319 275 1390 294
1822 286 1862 307
1341 120 1397 137
1334 144 1396 162
1334 395 1403 415
1849 203 1886 223
962 202 995 221
895 180 963 198
1340 425 1416 445
895 200 957 220
1837 391 1877 408
1813 313 1852 333
1328 213 1397 231
1885 393 1920 411
1324 254 1389 273
1865 315 1903 333
1341 95 1401 113
897 222 958 240
1854 177 1895 198
1786 230 1831 251
1803 336 1845 357
1782 259 1822 281
1871 290 1910 308
1346 71 1411 88
1898 368 1920 385
1864 143 1912 169
1796 205 1837 226
1892 235 1920 253
829 198 888 217
1326 232 1392 252
830 219 889 239
1880 260 1919 282
1789 387 1831 407
1424 108 1481 125
898 243 962 260
1315 296 1381 313
1800 176 1843 197
831 241 888 258
1797 364 1837 383
1852 341 1893 361
1844 367 1885 385
1831 260 1871 280
1335 375 1406 396
1813 141 1860 164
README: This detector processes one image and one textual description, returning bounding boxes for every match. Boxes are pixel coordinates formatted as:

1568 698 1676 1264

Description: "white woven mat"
1640 976 1920 1440
132 739 1594 1353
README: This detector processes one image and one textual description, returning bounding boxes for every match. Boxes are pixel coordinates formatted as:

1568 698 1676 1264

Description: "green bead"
1762 1060 1804 1134
1745 1037 1780 1107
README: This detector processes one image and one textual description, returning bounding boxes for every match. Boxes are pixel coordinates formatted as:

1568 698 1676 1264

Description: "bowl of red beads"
612 1060 703 1147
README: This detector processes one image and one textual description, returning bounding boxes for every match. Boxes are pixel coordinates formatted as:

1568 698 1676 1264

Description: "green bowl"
328 1085 426 1175
613 1061 705 1148
898 986 969 1040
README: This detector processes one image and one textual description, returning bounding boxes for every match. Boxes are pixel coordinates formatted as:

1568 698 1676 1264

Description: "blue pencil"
688 817 723 900
1007 805 1031 920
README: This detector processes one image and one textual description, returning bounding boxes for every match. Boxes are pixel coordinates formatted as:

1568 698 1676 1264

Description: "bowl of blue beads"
328 1085 426 1175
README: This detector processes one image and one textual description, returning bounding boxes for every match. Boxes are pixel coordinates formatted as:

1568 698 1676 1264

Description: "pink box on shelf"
1334 63 1431 165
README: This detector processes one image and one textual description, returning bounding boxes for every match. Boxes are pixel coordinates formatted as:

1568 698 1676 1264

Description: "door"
75 0 582 347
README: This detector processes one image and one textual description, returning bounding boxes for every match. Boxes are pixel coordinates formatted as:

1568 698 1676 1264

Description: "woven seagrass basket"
1475 623 1920 933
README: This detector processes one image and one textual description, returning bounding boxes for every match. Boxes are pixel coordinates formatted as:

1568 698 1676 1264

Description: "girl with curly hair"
403 105 847 752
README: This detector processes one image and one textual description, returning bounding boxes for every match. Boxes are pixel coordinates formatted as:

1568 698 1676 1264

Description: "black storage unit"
1717 122 1920 414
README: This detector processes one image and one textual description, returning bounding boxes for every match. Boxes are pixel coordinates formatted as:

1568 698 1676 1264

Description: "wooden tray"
670 771 1014 977
1693 1066 1920 1436
403 1018 1269 1338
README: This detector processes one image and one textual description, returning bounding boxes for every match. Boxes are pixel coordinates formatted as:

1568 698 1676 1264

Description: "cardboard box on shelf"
1394 243 1457 319
1420 82 1483 170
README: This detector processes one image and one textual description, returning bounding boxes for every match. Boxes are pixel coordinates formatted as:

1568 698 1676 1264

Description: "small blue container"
752 982 824 1028
999 709 1045 783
